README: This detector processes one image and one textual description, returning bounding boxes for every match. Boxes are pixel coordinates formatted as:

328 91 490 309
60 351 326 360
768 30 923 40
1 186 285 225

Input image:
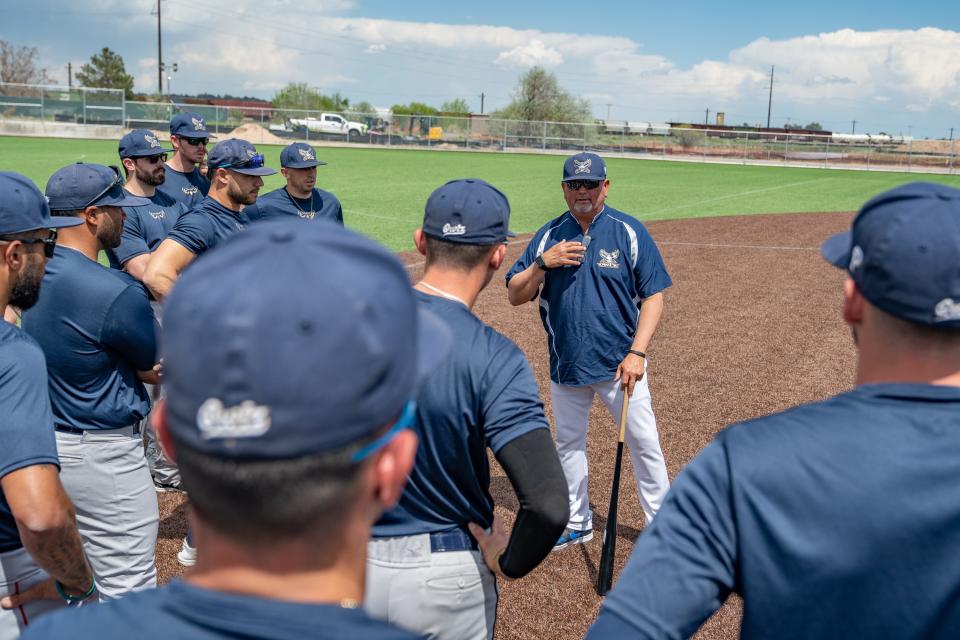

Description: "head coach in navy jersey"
21 164 162 602
24 220 450 640
0 173 96 635
156 112 211 208
366 179 568 639
245 142 343 224
588 182 960 639
506 152 672 549
144 138 276 301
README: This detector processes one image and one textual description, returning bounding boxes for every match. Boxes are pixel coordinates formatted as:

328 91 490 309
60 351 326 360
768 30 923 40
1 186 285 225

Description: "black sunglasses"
85 165 124 208
183 137 208 146
565 180 602 191
138 153 169 164
0 230 58 258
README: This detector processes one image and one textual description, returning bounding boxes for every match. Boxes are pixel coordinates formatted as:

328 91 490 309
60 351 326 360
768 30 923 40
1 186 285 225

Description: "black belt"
429 529 478 552
55 424 140 435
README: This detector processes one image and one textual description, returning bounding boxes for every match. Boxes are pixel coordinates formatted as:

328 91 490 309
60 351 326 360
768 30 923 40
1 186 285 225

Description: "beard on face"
227 180 257 206
136 161 165 187
10 256 45 310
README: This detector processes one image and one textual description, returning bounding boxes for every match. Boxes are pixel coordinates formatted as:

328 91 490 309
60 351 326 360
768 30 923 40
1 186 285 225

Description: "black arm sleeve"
493 428 569 579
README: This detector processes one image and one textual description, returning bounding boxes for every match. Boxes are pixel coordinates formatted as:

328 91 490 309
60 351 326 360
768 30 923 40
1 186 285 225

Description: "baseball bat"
596 387 629 596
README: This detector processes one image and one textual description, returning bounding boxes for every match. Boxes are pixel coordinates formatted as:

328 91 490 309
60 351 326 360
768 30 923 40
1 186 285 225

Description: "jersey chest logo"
298 211 316 220
149 209 166 220
598 249 620 269
182 186 199 196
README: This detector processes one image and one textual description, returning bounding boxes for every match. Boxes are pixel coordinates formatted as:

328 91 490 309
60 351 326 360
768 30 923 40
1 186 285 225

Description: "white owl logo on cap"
246 148 257 159
934 298 960 322
144 134 160 148
191 117 206 131
849 245 864 272
298 148 316 161
574 159 592 174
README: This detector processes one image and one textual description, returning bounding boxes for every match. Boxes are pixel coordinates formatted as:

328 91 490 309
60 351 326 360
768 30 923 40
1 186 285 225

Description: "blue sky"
3 0 959 137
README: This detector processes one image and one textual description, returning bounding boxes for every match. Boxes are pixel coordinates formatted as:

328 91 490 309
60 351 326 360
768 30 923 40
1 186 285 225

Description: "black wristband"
534 255 549 271
628 349 646 359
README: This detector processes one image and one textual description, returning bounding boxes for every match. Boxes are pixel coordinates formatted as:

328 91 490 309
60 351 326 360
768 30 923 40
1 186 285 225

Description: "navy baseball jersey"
589 383 960 639
155 166 209 209
22 580 422 639
21 247 157 430
0 322 59 553
373 291 548 537
106 189 190 269
505 206 671 386
167 196 251 255
245 187 343 225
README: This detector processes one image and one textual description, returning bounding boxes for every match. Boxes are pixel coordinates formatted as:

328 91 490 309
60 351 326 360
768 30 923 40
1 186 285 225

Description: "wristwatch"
535 255 549 270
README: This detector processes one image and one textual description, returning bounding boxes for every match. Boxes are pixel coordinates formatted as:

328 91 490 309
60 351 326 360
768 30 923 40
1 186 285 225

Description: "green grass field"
2 135 958 250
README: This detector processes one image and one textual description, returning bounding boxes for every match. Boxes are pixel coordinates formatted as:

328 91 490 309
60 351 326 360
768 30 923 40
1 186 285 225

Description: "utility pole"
67 62 72 89
156 0 163 96
852 120 856 134
705 108 710 125
949 127 954 141
766 65 774 128
606 103 612 121
478 92 485 115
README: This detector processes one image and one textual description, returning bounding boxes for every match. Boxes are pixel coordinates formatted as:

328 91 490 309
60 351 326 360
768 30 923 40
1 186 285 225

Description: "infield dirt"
156 210 857 639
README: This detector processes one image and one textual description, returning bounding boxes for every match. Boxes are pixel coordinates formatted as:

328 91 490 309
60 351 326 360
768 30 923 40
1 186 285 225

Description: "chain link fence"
2 82 957 174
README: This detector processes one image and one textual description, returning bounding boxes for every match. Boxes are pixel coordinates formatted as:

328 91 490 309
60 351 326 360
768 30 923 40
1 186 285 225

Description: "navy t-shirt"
245 186 343 225
22 579 422 639
0 322 59 553
373 292 549 537
155 166 209 209
506 206 672 386
21 247 157 430
589 384 960 639
106 188 190 269
167 196 251 255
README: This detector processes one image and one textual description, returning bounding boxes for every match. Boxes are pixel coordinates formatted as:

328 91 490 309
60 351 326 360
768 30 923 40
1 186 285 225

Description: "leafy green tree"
351 100 375 115
440 98 470 115
75 47 134 99
272 83 349 112
494 67 591 123
391 101 438 116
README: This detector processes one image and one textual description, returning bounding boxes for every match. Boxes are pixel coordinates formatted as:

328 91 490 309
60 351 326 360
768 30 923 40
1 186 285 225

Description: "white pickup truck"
288 113 368 137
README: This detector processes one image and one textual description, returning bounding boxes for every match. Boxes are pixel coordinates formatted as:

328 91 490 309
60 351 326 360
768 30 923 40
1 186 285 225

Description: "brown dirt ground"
156 210 856 639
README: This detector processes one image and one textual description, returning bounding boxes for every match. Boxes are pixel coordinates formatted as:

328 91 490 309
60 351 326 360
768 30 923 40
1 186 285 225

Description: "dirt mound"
223 123 287 146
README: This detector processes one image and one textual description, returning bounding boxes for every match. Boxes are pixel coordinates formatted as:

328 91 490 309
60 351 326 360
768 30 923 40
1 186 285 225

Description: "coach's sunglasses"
565 180 602 191
0 230 58 259
220 154 266 170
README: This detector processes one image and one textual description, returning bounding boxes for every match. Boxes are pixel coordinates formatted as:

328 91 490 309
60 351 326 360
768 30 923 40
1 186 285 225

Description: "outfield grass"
2 136 958 250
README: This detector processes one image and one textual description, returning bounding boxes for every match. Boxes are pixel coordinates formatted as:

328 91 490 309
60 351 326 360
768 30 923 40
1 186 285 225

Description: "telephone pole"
766 65 774 128
479 92 485 114
852 120 856 134
156 0 163 96
606 103 612 121
67 62 72 89
705 108 710 125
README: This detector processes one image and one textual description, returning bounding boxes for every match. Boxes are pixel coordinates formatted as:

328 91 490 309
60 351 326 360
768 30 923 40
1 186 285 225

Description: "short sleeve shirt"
21 247 158 430
155 166 209 209
589 384 960 639
22 580 422 639
106 189 190 268
245 187 343 225
505 206 672 385
373 292 549 537
0 323 58 553
167 197 251 256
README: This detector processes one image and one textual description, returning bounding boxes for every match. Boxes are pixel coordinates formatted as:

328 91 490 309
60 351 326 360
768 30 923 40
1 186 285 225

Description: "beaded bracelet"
55 577 97 603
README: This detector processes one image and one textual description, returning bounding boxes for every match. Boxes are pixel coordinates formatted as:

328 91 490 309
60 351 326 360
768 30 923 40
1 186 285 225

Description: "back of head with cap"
157 219 449 545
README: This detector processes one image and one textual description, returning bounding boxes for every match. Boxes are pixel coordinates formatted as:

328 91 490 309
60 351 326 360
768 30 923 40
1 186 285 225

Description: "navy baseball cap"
45 163 150 211
169 112 211 138
422 178 515 244
119 129 173 158
562 152 607 182
207 139 278 177
162 219 451 460
821 181 960 328
0 172 83 233
280 142 326 169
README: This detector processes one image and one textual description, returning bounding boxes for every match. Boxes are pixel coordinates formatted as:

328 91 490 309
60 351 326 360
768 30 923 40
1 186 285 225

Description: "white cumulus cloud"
495 40 563 68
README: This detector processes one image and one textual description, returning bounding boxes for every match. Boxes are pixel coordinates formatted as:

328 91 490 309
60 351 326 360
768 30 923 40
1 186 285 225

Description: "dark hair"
173 435 373 544
424 234 497 272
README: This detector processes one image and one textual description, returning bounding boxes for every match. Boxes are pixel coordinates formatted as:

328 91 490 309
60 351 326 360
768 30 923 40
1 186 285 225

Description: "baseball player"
155 112 210 208
24 219 451 640
587 182 960 638
109 129 190 492
144 138 277 302
505 152 672 548
244 142 343 224
366 179 568 640
20 164 160 602
0 173 95 636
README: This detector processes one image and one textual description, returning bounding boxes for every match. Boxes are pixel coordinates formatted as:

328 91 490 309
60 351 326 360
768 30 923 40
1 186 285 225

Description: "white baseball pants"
0 547 64 639
550 365 669 531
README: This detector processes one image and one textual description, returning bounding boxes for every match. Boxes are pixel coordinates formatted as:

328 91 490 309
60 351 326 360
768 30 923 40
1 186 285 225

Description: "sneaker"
177 538 197 567
554 527 593 550
154 482 183 493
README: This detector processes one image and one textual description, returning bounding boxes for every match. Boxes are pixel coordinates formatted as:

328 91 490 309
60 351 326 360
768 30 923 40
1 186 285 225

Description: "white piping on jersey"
538 297 561 381
535 217 571 257
604 213 639 269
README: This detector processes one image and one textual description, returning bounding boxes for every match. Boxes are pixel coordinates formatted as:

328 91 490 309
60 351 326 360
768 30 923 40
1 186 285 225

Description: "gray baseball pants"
0 547 65 639
55 427 159 601
365 534 497 640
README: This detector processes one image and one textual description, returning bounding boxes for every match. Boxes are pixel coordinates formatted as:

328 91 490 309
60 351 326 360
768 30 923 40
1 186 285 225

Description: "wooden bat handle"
618 387 629 443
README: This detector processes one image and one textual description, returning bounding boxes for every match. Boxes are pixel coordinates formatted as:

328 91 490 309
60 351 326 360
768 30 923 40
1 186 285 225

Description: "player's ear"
490 244 507 270
413 229 427 257
370 429 417 511
842 277 864 327
152 398 178 463
83 206 100 226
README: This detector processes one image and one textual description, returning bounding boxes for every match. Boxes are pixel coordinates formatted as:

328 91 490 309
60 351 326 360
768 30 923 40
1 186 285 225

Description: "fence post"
951 136 956 174
40 86 45 122
81 89 86 125
907 138 913 173
502 119 506 151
